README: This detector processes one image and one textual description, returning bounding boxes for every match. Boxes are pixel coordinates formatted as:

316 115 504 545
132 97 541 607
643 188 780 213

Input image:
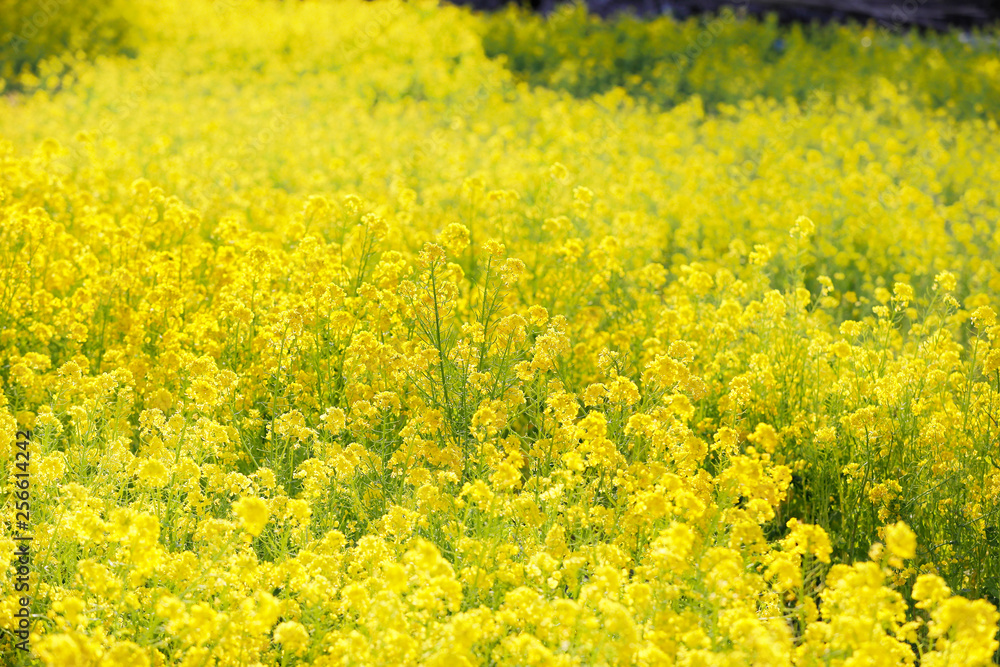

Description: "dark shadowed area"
449 0 1000 30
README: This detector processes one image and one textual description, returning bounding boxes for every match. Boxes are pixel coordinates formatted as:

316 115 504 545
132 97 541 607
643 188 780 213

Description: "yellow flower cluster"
1 0 999 664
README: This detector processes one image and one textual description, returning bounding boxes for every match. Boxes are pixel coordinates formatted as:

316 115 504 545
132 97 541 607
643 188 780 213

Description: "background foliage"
0 0 152 87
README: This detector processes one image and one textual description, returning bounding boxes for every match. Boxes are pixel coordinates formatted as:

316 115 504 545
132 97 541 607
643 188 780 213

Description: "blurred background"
451 0 1000 29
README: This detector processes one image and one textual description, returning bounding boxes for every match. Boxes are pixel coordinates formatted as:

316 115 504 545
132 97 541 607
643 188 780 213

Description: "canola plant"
1 0 1000 664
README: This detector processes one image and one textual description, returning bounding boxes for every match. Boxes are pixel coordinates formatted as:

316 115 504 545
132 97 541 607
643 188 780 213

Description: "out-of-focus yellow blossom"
273 621 310 655
233 497 270 537
884 521 917 560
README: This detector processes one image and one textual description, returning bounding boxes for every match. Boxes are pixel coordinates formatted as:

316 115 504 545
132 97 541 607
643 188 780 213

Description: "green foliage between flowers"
480 2 1000 120
0 0 143 87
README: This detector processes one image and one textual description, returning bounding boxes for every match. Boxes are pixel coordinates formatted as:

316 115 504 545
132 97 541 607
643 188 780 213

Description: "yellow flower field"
2 0 1000 664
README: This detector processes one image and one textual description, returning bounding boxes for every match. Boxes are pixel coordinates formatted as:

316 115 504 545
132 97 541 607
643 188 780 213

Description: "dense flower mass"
2 0 1000 664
